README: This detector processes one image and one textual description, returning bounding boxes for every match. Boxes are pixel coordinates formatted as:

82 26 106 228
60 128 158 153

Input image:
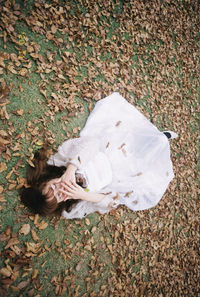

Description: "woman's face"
42 178 68 203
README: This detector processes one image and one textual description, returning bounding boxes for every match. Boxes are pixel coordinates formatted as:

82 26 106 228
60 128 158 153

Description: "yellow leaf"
28 160 35 167
6 169 14 179
32 269 38 279
36 140 43 146
31 229 39 241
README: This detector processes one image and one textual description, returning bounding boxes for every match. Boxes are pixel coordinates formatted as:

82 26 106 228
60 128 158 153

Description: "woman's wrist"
82 192 104 203
63 163 77 178
66 163 77 173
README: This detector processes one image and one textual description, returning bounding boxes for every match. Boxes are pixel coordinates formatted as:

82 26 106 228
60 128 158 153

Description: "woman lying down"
20 92 177 219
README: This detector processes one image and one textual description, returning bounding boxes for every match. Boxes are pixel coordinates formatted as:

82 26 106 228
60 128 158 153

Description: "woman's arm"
61 163 77 184
59 181 105 203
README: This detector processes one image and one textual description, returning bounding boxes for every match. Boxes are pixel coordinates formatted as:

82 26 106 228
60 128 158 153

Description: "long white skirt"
60 92 176 219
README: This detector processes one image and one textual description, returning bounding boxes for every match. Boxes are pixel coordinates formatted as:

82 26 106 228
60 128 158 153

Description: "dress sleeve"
47 136 99 170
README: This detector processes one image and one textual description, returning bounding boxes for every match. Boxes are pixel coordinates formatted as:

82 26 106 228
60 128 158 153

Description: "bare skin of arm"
59 181 105 203
61 163 77 184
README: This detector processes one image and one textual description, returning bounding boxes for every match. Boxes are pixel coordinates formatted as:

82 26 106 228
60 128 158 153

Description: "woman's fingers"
54 178 62 184
58 189 71 195
54 180 84 201
60 181 78 191
58 187 77 198
59 183 74 192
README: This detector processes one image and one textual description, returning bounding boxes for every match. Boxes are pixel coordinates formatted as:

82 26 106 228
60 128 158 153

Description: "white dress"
47 92 177 219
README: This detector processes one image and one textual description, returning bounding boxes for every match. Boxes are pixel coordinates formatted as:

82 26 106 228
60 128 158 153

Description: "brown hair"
20 147 79 216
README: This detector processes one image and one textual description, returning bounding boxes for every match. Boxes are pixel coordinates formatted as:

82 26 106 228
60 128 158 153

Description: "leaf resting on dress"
118 143 126 150
113 193 120 200
125 191 133 197
136 172 142 176
132 200 138 204
122 148 127 157
115 120 121 127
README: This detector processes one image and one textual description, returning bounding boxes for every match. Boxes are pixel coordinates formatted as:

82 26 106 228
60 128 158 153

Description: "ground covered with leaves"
0 0 199 296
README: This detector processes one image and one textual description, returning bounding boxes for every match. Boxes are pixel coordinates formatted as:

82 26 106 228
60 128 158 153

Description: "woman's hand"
58 181 86 200
59 181 105 203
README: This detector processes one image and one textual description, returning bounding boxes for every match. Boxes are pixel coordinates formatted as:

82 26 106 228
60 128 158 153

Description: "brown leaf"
0 268 11 277
122 148 127 157
17 280 29 290
31 230 39 241
115 121 121 127
113 193 120 200
37 220 48 230
25 242 41 254
84 245 92 251
19 224 30 235
0 162 7 173
125 191 133 197
91 227 97 233
5 238 19 249
0 85 10 104
85 218 90 226
32 269 38 279
51 25 57 34
132 200 138 204
0 130 8 137
0 136 10 146
136 172 142 176
75 263 81 272
0 195 6 202
118 143 126 150
16 109 24 116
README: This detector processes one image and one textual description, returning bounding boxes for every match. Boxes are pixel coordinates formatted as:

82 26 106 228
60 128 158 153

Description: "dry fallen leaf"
32 269 38 279
85 218 90 226
31 229 39 241
115 121 122 127
5 238 20 249
17 280 29 290
19 224 30 235
0 267 11 277
0 84 9 104
16 109 24 116
0 162 7 173
0 136 10 146
37 220 48 230
136 172 142 176
0 186 3 193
